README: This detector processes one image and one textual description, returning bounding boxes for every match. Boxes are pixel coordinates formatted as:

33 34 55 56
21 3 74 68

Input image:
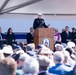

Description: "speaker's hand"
47 24 50 27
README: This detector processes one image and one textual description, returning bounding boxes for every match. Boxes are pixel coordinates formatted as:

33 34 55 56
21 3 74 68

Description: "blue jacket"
48 63 72 75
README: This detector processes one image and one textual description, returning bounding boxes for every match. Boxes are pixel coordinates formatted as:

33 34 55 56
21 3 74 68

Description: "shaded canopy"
0 0 76 15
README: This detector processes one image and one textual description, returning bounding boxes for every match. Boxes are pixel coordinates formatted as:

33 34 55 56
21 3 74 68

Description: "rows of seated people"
0 27 27 48
0 26 76 47
54 26 76 45
0 41 76 75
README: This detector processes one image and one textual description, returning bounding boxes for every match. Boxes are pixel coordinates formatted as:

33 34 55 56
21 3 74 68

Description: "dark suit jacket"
33 18 48 30
26 32 34 44
0 33 6 47
72 32 76 44
6 33 15 45
66 70 74 75
0 33 5 39
61 31 72 43
49 63 72 75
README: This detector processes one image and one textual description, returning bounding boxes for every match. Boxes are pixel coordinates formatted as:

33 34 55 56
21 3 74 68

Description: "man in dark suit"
0 27 6 48
61 26 72 44
27 27 34 44
0 27 5 39
33 13 50 30
71 28 76 44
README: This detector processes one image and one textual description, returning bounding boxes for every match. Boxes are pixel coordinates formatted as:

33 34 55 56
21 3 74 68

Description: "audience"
6 28 16 45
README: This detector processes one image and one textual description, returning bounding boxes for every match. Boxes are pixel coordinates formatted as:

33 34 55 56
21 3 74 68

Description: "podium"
34 28 54 50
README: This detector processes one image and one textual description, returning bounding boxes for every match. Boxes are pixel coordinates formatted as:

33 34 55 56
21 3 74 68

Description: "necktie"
66 32 69 36
31 32 33 37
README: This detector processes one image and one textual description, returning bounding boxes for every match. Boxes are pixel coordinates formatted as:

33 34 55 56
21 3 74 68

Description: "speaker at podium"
34 28 54 50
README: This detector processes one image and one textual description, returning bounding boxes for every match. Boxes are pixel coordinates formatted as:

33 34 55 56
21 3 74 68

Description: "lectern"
34 28 54 50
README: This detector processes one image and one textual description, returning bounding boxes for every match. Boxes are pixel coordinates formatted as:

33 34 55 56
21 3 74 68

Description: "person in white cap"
33 13 50 30
2 45 13 57
67 42 75 48
40 47 55 68
40 47 53 58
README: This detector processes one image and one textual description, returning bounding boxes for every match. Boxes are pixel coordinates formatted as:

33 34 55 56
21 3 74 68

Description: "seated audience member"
48 51 72 75
61 26 72 44
37 56 55 75
72 28 75 42
6 28 16 45
0 27 6 48
26 43 36 57
54 44 64 52
16 53 31 75
67 41 75 49
12 44 22 51
35 44 46 55
72 28 76 44
19 42 25 50
74 28 76 44
23 58 39 75
2 45 13 57
26 43 35 51
0 27 5 39
62 29 65 33
40 47 53 58
62 50 71 67
54 29 61 44
0 57 17 75
40 47 55 68
61 43 67 48
65 47 75 68
27 27 34 44
22 46 27 53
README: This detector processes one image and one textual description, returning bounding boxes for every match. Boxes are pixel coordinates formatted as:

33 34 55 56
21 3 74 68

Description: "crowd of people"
54 26 76 44
0 27 16 47
0 40 76 75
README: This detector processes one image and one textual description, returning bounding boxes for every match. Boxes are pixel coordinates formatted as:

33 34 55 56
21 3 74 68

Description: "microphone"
39 20 45 28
